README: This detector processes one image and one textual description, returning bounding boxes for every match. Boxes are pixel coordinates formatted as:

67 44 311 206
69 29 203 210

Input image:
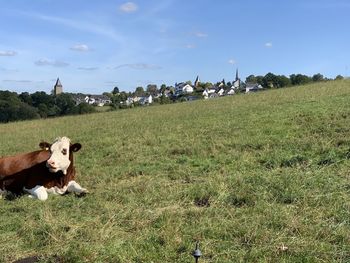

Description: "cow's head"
39 137 82 174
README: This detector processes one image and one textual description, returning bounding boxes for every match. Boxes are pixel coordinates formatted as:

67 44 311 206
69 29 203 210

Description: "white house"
207 86 217 94
245 83 263 93
175 82 194 96
217 88 225 96
83 95 111 106
202 89 209 99
226 87 235 95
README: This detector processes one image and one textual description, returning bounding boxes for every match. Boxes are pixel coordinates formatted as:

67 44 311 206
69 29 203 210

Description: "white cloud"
114 63 162 70
77 67 98 71
70 44 90 52
228 59 236 65
0 67 18 72
194 32 208 38
3 79 33 83
22 12 125 43
0 50 17 56
186 44 196 49
119 2 138 13
265 42 273 48
35 58 69 67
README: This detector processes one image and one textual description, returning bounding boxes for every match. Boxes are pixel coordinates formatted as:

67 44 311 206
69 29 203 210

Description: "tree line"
0 91 95 123
245 72 344 89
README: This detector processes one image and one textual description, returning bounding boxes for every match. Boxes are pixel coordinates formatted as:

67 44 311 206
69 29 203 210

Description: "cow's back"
0 150 50 178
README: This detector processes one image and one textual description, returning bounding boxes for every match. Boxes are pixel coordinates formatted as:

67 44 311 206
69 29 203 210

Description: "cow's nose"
47 160 55 166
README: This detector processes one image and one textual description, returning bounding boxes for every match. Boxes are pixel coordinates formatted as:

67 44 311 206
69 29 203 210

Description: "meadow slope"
1 80 350 262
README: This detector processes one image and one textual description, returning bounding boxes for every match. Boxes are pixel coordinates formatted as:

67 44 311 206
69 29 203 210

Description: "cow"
0 137 87 201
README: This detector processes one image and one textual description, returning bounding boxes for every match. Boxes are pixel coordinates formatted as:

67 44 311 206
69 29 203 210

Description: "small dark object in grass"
194 197 210 207
12 256 39 263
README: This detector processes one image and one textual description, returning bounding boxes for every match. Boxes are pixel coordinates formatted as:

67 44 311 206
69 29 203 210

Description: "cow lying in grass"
0 137 87 201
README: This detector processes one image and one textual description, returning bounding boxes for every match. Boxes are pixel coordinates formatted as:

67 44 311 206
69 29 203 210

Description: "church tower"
53 78 63 95
233 69 241 89
194 75 200 88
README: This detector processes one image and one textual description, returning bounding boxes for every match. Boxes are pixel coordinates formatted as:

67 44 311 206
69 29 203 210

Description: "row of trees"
0 91 95 123
245 73 344 89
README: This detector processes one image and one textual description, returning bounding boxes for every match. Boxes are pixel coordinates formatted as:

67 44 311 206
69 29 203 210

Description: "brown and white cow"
0 137 87 201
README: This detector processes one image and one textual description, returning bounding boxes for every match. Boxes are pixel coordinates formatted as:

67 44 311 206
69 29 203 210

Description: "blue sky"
0 0 349 94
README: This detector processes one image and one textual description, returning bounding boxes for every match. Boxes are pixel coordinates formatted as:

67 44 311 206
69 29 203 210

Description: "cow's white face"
39 137 81 175
47 137 71 174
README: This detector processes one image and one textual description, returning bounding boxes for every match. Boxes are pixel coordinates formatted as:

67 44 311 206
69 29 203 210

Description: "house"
125 97 134 106
175 82 194 96
202 89 209 99
85 95 111 106
71 94 111 106
125 95 153 106
207 86 217 94
139 95 153 105
217 88 225 96
163 89 173 98
226 87 235 95
245 83 263 93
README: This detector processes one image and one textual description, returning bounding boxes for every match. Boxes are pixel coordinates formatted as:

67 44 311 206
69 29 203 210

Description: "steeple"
233 69 241 89
194 75 200 87
53 78 63 95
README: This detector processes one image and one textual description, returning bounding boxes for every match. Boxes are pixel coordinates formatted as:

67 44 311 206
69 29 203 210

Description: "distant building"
175 82 194 96
245 83 263 93
232 69 241 89
194 75 200 88
71 93 111 106
53 78 63 95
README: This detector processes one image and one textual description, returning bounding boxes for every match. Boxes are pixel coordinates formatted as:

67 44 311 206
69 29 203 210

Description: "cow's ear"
70 143 82 152
39 142 51 150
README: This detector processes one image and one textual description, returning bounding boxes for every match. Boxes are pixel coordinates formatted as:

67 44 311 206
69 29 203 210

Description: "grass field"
1 80 350 262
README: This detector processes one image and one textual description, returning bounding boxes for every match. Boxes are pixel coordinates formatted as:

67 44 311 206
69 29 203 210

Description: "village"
52 69 264 108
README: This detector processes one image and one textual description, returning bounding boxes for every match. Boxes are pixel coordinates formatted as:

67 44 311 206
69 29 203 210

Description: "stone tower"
53 78 63 95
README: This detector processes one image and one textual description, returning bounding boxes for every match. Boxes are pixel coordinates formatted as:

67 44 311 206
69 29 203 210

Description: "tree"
335 75 344 80
30 91 54 108
276 75 291 88
55 93 76 115
290 74 312 86
312 73 324 82
159 95 171 104
263 72 279 88
246 75 257 83
160 84 167 94
146 84 158 96
19 92 32 105
112 87 119 95
76 102 96 114
134 86 145 96
0 91 39 123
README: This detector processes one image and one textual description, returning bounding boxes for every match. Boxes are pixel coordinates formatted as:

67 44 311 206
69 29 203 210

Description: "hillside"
1 80 350 262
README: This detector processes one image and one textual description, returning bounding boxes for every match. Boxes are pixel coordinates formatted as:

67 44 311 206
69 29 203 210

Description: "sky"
0 0 350 94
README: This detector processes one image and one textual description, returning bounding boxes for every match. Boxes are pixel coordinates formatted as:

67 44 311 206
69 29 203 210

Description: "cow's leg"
24 185 48 201
0 189 6 199
66 180 88 194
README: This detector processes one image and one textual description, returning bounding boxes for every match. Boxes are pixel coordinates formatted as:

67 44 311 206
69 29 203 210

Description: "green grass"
1 80 350 262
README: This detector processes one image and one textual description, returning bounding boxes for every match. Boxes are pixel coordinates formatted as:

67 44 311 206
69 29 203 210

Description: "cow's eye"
62 149 67 155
